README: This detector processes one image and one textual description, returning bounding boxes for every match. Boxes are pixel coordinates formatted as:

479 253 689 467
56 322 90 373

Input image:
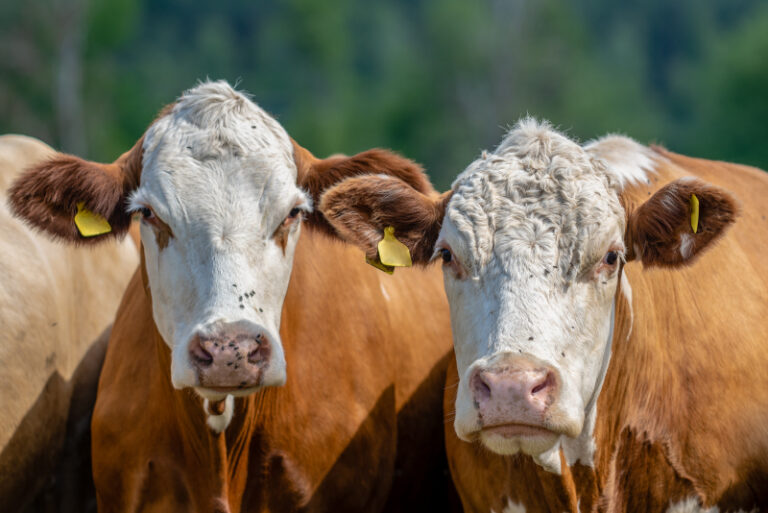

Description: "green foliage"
0 0 766 189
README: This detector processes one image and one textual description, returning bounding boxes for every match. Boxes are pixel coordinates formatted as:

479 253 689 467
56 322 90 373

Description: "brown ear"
626 177 738 267
320 174 450 265
292 140 436 236
7 137 143 244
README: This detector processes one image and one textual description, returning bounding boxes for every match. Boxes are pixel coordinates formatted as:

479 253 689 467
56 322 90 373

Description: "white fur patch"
585 134 659 189
205 394 235 433
680 233 695 260
492 498 527 513
666 496 758 513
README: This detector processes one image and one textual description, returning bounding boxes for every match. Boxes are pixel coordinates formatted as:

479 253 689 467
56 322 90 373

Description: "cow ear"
8 136 143 244
626 177 738 267
292 140 436 233
320 174 450 265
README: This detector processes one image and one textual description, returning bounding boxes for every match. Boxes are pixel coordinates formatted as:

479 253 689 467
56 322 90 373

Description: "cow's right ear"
8 137 143 244
319 174 450 265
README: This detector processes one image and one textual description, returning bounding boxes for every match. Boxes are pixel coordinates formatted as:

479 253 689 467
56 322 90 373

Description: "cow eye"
439 248 452 263
139 206 154 220
604 251 618 266
288 207 301 219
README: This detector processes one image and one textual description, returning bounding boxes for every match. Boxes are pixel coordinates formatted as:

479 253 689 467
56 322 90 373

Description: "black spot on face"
258 308 263 313
528 336 534 341
561 351 565 357
238 295 243 302
239 305 244 309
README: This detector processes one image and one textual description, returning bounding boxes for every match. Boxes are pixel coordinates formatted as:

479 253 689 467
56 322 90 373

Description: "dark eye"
288 207 301 219
439 248 452 263
139 207 154 219
604 251 618 266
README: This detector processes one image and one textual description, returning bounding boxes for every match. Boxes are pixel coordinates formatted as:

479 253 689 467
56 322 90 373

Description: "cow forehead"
137 81 301 225
445 119 624 279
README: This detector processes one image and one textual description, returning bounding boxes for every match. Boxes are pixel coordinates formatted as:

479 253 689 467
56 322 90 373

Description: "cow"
0 134 139 512
319 118 768 512
8 81 457 513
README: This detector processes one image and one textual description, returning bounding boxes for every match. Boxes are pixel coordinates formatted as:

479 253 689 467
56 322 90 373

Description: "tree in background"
0 0 765 189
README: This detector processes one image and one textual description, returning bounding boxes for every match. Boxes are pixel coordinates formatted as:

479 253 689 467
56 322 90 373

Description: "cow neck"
589 179 669 500
140 247 261 512
563 269 633 510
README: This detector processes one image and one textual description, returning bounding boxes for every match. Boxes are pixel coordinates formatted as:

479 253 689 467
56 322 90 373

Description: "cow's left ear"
626 177 738 267
292 140 436 233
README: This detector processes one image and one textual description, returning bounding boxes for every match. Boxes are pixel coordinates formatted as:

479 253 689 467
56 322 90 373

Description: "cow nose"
470 360 558 424
188 328 272 389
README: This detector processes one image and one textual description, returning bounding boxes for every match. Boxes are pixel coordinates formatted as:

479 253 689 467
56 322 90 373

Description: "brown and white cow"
8 81 457 512
1 135 139 512
320 119 768 512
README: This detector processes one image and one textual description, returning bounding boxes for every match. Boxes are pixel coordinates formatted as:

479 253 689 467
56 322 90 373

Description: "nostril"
247 339 268 364
190 342 213 367
530 371 556 396
471 371 492 403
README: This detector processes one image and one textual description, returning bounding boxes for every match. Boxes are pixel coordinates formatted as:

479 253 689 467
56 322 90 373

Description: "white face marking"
438 119 639 464
128 81 310 397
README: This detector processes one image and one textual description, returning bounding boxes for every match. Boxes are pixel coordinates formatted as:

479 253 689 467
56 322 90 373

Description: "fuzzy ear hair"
320 174 450 265
292 140 436 235
626 177 738 267
8 137 144 244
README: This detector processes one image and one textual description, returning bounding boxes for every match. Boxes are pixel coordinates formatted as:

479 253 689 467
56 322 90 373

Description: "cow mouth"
481 423 556 438
196 385 260 398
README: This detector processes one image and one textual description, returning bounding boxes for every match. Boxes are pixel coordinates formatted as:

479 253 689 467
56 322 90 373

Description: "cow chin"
479 429 560 457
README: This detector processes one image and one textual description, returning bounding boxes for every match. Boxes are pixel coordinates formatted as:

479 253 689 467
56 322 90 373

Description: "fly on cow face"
439 120 626 470
127 83 310 398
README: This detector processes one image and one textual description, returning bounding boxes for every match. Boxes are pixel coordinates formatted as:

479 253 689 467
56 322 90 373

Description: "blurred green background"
1 0 766 189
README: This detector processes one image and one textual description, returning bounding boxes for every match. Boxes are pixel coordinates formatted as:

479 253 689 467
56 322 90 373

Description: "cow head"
320 119 737 471
8 80 433 403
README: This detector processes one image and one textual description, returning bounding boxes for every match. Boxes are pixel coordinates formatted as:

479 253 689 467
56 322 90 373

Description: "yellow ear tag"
74 202 112 237
365 255 395 274
378 226 412 268
689 194 699 234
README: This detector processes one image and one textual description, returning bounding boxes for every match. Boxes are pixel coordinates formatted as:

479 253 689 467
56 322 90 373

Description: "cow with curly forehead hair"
321 118 768 512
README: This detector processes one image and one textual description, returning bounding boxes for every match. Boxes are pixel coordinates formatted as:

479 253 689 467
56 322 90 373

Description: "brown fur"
626 178 738 266
320 175 451 265
92 229 458 513
152 216 173 251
